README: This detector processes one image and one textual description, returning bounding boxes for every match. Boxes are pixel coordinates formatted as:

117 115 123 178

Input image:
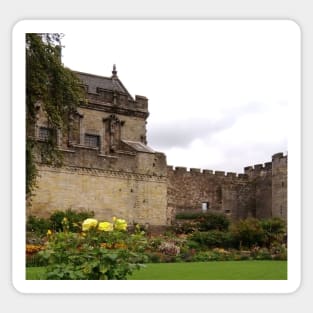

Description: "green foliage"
189 230 234 249
192 250 225 262
49 209 94 232
196 212 230 231
26 215 52 237
230 218 265 248
270 243 287 260
171 221 199 234
251 247 272 260
172 212 230 235
185 239 201 250
38 219 148 280
26 252 48 268
26 209 94 237
26 139 38 195
260 218 286 248
26 33 84 195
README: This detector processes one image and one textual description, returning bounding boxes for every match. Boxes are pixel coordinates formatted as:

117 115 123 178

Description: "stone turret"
272 153 288 221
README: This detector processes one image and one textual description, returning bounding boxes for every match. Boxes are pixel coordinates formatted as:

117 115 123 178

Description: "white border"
12 19 301 294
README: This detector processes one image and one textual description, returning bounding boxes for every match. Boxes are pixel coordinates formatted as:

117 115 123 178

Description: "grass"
128 261 287 280
26 260 287 280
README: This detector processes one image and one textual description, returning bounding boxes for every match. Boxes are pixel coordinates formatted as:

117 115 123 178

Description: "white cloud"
60 20 299 173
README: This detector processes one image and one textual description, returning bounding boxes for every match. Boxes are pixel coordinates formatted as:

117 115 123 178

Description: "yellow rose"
82 218 98 231
114 218 127 231
98 221 113 232
47 229 52 236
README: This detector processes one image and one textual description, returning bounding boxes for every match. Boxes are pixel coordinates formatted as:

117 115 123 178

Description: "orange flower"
26 244 44 254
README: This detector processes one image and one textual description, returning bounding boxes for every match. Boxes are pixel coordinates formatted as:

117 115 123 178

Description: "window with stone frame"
38 127 52 141
84 134 100 148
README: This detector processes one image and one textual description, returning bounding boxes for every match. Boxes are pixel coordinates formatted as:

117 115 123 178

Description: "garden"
26 210 287 280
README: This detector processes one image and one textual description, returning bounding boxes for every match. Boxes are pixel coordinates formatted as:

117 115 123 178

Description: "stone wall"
29 165 168 226
272 153 288 221
244 163 273 219
76 107 147 146
167 166 251 221
167 153 288 223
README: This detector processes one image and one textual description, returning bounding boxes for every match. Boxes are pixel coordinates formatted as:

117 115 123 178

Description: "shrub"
178 247 197 262
260 218 286 248
172 212 230 235
270 243 287 260
189 230 234 249
158 241 180 256
186 239 201 250
26 215 52 237
146 252 162 263
192 250 231 262
230 218 265 249
49 209 94 232
38 217 147 280
196 212 230 232
171 221 199 234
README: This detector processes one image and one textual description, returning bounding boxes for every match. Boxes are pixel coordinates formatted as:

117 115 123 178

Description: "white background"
2 0 312 313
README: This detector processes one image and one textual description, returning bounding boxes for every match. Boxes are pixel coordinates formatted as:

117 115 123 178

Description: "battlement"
167 165 248 180
135 95 148 110
272 152 287 164
244 161 273 175
272 152 284 160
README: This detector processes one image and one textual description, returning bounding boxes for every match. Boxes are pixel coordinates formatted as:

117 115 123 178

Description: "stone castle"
27 66 287 228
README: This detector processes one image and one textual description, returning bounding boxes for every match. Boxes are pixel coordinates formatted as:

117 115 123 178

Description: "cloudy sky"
60 20 300 173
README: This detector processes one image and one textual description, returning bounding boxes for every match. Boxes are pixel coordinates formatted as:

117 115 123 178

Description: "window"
85 134 99 148
39 127 52 141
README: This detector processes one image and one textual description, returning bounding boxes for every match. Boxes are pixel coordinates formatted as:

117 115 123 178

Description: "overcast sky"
60 20 299 174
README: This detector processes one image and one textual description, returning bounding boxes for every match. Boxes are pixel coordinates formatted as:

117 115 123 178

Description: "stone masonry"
27 66 288 226
168 152 287 223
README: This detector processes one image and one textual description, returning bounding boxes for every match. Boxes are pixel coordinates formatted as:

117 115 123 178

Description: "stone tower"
271 153 288 221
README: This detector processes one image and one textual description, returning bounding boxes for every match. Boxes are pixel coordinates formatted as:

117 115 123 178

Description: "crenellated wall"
167 165 250 222
167 153 288 222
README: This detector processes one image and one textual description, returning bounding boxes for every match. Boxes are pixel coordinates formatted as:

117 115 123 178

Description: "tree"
231 218 265 249
260 218 286 248
26 33 84 195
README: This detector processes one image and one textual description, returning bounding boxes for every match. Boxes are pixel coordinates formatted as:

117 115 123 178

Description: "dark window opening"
85 134 99 148
39 127 52 141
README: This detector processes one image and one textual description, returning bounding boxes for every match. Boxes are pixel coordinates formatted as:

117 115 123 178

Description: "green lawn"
27 261 287 280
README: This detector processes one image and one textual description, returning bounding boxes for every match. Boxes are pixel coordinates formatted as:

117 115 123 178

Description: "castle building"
28 66 287 227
